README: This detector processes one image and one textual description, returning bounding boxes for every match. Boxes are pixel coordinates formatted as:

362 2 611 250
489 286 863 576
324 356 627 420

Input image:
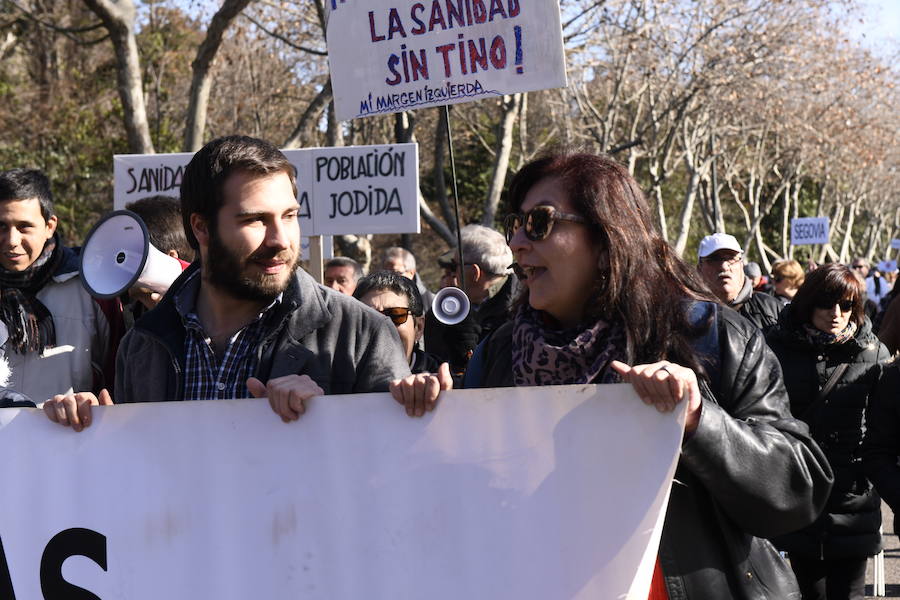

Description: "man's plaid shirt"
175 271 280 401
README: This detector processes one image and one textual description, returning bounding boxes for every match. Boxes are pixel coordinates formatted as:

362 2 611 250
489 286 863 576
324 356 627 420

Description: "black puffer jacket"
861 364 900 515
736 291 782 334
767 306 890 559
467 302 833 599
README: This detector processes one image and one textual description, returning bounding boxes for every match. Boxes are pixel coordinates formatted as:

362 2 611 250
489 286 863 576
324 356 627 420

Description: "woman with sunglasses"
353 271 443 375
766 263 890 600
421 149 831 599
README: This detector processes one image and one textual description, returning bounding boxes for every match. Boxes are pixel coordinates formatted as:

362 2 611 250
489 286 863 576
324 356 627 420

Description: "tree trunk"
282 79 332 149
482 94 520 227
673 169 700 256
838 197 861 263
82 0 153 154
183 0 254 152
781 182 791 259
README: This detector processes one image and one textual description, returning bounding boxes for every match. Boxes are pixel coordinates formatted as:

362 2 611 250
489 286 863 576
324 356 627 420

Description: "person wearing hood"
767 263 891 600
696 233 781 333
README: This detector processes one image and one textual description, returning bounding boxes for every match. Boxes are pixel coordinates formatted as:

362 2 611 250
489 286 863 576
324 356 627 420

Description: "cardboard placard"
326 0 567 120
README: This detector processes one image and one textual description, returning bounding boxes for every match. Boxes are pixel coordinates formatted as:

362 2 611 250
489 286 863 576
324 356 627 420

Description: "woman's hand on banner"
43 389 113 432
247 374 323 423
610 360 702 434
390 362 453 417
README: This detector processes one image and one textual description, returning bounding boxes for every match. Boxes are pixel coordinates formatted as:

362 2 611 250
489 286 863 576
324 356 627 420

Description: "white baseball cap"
698 233 743 259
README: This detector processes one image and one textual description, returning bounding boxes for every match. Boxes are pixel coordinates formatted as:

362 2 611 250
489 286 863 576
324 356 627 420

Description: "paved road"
867 503 900 598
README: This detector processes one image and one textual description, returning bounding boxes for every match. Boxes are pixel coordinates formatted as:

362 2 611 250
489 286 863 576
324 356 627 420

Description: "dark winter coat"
861 364 900 518
767 306 890 559
736 290 782 334
467 302 834 599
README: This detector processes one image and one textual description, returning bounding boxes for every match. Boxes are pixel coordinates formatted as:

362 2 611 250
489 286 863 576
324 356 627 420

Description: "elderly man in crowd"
382 246 434 312
323 256 362 296
44 135 417 430
425 224 514 373
0 168 120 404
697 233 781 332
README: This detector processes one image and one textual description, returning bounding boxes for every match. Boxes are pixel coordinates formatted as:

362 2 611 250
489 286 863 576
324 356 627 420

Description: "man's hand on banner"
43 389 113 432
610 360 702 435
390 362 453 417
247 375 323 423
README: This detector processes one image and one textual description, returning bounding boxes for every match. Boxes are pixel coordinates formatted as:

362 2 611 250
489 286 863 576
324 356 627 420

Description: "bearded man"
45 136 412 429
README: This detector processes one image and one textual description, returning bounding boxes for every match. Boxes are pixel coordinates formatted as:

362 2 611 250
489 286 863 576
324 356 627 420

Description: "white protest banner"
325 0 567 121
791 216 830 245
0 385 682 600
113 145 419 236
891 238 900 250
312 143 419 235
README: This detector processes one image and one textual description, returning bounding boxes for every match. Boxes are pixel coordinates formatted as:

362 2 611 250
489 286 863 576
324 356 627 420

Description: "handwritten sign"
0 385 683 599
113 144 419 236
325 0 567 121
790 217 830 245
312 143 419 235
113 152 193 207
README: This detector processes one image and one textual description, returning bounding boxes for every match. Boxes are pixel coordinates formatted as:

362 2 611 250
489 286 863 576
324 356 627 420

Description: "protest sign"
877 260 898 273
0 385 683 599
325 0 568 121
311 143 419 235
891 239 900 250
113 152 193 209
790 216 830 245
113 144 419 236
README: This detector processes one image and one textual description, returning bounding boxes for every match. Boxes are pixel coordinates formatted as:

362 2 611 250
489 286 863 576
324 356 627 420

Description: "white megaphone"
431 286 471 325
80 210 184 299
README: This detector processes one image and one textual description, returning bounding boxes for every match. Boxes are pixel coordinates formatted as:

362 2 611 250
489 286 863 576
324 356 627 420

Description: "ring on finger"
656 363 671 374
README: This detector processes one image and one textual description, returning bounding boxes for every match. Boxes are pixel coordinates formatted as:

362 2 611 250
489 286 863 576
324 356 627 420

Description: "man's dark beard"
205 231 298 302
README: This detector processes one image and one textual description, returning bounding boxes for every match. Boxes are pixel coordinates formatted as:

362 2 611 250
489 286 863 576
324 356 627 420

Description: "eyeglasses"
771 276 784 283
814 299 854 312
503 205 588 244
851 264 867 270
380 307 412 326
700 254 743 267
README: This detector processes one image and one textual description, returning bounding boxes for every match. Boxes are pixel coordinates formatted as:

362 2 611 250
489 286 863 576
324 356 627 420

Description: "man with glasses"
353 271 442 374
697 233 781 333
850 257 870 278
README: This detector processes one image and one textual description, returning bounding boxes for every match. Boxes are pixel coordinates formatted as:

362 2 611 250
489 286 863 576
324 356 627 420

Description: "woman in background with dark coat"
767 263 890 600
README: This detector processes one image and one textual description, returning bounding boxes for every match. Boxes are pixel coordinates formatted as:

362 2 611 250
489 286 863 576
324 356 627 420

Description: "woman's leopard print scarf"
511 304 627 386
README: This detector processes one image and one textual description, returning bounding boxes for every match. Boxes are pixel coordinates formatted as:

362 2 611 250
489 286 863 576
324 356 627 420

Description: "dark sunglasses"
380 307 412 326
503 206 588 244
814 299 854 312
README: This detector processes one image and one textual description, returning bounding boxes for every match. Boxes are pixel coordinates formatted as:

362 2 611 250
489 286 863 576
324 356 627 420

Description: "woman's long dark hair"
507 149 716 371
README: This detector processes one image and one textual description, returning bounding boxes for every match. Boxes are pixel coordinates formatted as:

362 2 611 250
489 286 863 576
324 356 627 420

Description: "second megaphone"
80 210 184 299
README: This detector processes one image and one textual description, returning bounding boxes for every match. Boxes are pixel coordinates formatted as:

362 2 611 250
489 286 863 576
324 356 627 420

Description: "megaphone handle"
443 105 466 292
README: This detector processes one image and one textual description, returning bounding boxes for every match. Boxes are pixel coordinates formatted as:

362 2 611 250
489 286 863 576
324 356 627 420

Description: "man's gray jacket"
114 263 411 403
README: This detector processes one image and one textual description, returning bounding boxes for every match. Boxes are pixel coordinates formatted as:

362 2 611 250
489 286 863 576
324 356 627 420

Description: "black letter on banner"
0 535 16 599
40 528 107 600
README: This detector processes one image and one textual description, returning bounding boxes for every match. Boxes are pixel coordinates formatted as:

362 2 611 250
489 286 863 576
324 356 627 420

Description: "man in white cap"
697 233 781 332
